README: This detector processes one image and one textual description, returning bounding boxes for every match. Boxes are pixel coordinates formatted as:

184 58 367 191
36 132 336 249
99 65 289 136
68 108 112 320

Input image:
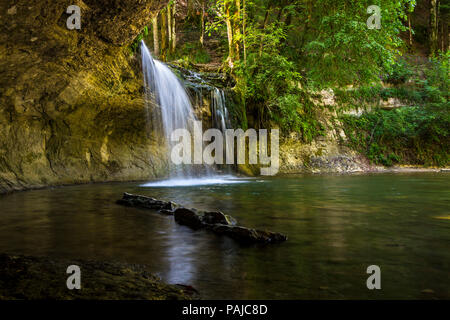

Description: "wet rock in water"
207 225 288 244
117 193 287 244
174 208 204 230
116 192 178 214
174 208 238 230
224 215 238 226
203 211 230 225
159 201 177 214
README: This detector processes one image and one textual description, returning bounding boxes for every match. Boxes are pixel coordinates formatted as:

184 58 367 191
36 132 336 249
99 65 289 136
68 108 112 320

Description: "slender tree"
234 0 241 61
152 13 159 57
242 0 247 65
200 0 206 46
168 2 172 49
224 0 235 66
430 0 439 56
259 2 272 57
161 8 167 60
171 1 177 53
188 0 195 19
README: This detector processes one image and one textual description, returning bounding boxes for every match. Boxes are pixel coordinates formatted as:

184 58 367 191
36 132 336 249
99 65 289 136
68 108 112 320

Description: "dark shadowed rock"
203 211 229 225
0 0 170 194
0 253 194 300
208 225 288 244
174 208 204 230
116 192 178 214
117 193 287 244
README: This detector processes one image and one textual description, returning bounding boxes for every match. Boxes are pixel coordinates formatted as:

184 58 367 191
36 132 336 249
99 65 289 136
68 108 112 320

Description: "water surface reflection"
0 173 448 299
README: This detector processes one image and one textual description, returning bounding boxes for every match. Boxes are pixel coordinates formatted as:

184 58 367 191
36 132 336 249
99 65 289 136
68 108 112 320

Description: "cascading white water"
142 41 195 178
141 41 243 186
211 88 231 132
142 43 194 145
211 88 233 173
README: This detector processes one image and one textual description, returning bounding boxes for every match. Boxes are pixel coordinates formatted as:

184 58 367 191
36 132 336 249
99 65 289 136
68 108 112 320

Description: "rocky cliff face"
0 0 168 193
278 90 371 173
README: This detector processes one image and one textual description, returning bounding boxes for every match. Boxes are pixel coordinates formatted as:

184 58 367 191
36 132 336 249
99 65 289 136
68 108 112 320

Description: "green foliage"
335 85 385 108
174 42 211 64
421 51 449 106
236 51 325 141
335 82 424 108
295 0 414 88
233 21 323 141
340 54 449 166
129 26 149 54
225 0 418 139
384 59 414 85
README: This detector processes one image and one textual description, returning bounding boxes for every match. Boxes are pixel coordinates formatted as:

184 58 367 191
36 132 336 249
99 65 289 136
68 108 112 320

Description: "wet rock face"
166 63 238 130
83 0 168 45
0 0 169 193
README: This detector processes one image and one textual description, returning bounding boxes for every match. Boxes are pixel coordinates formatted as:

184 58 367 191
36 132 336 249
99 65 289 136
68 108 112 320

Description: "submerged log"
117 193 287 244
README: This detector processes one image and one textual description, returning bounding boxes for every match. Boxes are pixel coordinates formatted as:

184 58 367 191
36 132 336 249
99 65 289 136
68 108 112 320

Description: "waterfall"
141 41 198 178
140 41 243 186
211 88 233 173
211 88 230 132
141 41 194 143
141 41 219 182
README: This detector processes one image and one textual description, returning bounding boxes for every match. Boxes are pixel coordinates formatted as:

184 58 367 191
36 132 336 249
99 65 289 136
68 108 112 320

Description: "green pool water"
0 173 448 299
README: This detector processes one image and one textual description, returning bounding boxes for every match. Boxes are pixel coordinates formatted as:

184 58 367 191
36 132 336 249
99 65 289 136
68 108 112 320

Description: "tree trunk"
200 0 205 46
233 0 241 61
430 0 439 56
243 0 247 65
161 9 167 60
408 14 413 47
171 1 177 53
188 0 194 20
152 14 159 57
168 3 172 50
441 20 446 51
259 4 271 57
225 1 235 67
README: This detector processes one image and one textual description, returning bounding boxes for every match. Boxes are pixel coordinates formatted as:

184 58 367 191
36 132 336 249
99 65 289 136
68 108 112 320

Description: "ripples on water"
0 173 448 299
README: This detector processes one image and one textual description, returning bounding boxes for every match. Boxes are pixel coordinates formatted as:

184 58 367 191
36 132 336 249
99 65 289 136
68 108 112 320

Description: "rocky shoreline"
0 253 196 300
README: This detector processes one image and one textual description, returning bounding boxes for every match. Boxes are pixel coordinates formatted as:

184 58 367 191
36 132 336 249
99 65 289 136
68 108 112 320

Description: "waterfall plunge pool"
0 173 448 299
140 175 253 187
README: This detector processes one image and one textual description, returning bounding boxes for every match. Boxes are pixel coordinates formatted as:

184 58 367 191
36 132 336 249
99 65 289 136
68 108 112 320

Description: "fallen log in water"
116 193 287 244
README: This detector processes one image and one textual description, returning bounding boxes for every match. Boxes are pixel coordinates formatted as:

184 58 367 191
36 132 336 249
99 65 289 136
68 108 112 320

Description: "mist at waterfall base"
140 41 245 187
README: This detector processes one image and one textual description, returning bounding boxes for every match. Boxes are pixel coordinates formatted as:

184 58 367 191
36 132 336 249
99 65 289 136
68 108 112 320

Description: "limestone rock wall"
0 0 169 193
